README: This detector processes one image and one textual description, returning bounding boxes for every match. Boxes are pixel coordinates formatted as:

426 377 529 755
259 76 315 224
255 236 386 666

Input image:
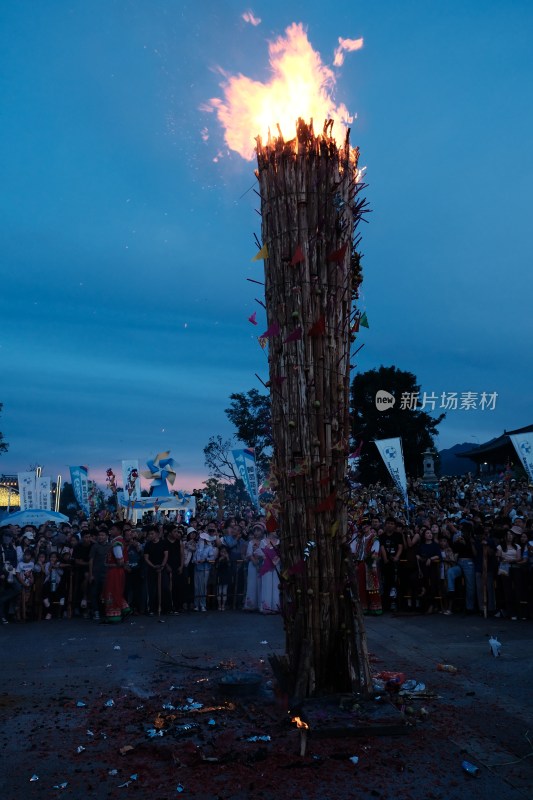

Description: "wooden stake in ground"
256 119 372 699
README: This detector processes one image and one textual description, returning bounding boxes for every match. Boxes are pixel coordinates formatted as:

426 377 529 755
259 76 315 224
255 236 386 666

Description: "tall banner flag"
36 476 51 510
122 459 141 503
18 472 37 511
509 433 533 482
374 438 409 510
69 466 90 518
232 448 260 509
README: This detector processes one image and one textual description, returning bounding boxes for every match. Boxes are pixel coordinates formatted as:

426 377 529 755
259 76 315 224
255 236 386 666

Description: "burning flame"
291 715 310 730
333 36 364 67
203 23 362 160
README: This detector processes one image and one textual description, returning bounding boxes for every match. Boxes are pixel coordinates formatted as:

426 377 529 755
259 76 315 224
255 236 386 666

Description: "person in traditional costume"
350 521 382 615
259 531 280 614
101 524 131 623
244 524 264 610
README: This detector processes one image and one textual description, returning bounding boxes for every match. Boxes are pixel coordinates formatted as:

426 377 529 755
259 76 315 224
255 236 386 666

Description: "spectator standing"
165 526 185 614
42 552 65 619
0 532 20 623
496 529 522 620
350 522 382 616
259 530 280 614
379 518 403 611
124 527 143 614
216 545 231 611
193 532 217 611
244 525 264 610
101 524 131 623
143 527 168 616
182 528 198 611
415 528 441 614
89 527 109 621
72 531 93 617
447 522 477 614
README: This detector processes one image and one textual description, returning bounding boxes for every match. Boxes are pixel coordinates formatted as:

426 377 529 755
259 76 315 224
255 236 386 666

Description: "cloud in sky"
242 9 262 27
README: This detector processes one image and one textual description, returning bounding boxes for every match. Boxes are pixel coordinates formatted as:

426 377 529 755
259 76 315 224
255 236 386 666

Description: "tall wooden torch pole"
256 119 372 698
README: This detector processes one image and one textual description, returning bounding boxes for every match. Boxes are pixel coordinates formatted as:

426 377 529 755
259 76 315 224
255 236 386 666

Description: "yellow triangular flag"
252 243 268 262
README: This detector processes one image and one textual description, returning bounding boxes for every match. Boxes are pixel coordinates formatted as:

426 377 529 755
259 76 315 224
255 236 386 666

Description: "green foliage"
58 481 77 515
224 389 272 478
202 477 222 499
351 365 444 484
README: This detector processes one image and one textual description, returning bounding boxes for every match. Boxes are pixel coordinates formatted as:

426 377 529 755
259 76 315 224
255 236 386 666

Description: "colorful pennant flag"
290 244 305 265
326 242 348 265
261 321 280 338
359 312 369 328
252 243 268 261
314 492 337 513
308 315 326 337
283 326 302 344
248 311 258 325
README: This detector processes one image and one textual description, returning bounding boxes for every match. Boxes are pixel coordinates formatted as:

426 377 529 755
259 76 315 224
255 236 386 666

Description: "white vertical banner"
374 437 409 509
36 477 51 510
509 433 533 482
232 448 260 509
17 472 37 510
122 460 141 502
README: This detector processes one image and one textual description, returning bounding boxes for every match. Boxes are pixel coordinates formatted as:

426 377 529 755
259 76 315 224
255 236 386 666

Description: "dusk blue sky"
1 1 532 491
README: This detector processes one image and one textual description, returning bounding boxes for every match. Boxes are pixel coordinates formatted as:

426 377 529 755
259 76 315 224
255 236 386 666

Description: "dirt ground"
1 611 532 800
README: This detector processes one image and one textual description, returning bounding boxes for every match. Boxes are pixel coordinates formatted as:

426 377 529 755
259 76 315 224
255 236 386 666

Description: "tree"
202 477 222 500
203 436 249 504
0 403 9 455
58 481 77 516
225 389 272 480
351 366 445 484
203 435 239 482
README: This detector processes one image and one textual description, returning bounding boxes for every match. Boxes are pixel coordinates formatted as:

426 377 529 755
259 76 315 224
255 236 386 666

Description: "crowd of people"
0 512 281 624
349 475 533 620
1 474 532 625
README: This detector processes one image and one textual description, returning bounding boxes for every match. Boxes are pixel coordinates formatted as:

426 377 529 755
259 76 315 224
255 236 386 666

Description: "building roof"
457 424 533 462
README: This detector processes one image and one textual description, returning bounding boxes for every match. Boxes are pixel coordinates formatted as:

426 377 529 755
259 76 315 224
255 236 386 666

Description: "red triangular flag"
266 514 278 532
248 311 258 325
352 317 360 333
327 242 348 265
283 326 302 344
308 315 326 337
287 559 305 576
290 244 304 265
314 492 337 513
261 321 280 338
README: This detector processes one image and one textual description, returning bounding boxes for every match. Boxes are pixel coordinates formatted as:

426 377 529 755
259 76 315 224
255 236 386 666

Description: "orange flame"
203 23 362 161
291 715 310 730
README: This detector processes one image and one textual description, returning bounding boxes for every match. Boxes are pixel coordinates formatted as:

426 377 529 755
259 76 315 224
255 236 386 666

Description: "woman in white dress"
259 531 280 614
244 524 264 610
